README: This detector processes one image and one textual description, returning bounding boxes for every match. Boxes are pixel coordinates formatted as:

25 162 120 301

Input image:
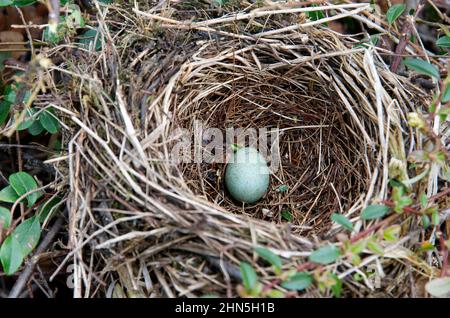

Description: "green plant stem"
381 200 422 215
391 0 426 72
350 214 399 244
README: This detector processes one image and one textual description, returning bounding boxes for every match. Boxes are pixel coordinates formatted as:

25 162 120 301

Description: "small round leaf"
309 245 340 265
281 272 313 291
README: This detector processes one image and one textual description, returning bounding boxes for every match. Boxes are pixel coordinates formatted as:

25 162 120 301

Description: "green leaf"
353 273 363 281
0 0 13 6
277 185 288 193
0 185 19 203
0 235 24 275
350 239 367 254
51 138 62 151
12 216 41 256
370 34 380 46
418 241 435 252
438 109 449 122
43 26 63 44
266 289 285 298
350 254 362 266
398 196 413 206
431 210 439 226
389 179 408 192
395 196 413 213
4 85 17 103
77 29 103 51
13 0 37 6
420 192 427 209
0 51 12 72
442 83 450 103
0 206 11 229
15 90 32 105
436 36 450 48
239 262 258 292
39 108 59 134
38 197 61 223
16 108 38 131
331 213 353 231
392 185 406 200
255 247 282 272
386 4 405 25
330 273 343 298
361 204 390 220
425 277 450 298
383 225 400 242
0 101 12 126
250 282 263 297
281 210 293 222
367 240 384 255
309 245 340 265
281 272 312 291
9 172 41 207
403 58 440 80
421 215 430 230
307 4 326 21
27 121 45 136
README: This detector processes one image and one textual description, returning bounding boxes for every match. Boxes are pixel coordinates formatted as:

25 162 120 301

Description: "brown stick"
390 0 426 73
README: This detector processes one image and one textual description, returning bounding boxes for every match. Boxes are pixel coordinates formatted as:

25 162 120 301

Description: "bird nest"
47 1 435 297
168 41 380 236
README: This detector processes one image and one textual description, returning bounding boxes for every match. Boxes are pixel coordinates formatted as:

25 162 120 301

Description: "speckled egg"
225 147 270 204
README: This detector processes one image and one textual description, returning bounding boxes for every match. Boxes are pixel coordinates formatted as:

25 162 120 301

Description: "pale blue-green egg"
225 147 270 204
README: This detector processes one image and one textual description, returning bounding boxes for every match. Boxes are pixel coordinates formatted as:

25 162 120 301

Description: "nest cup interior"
171 52 376 235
